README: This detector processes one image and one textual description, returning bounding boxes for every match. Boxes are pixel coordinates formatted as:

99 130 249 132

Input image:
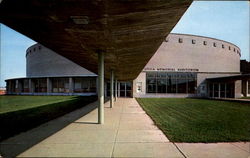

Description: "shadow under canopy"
0 0 192 80
0 100 98 158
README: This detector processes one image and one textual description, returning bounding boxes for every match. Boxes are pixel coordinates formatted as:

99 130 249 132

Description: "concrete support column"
110 70 114 108
218 83 221 98
115 79 118 101
246 80 249 96
69 77 73 94
29 79 33 93
98 51 104 124
234 80 242 98
47 78 52 93
243 80 249 97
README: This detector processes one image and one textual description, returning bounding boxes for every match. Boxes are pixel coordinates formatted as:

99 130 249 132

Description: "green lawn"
0 96 78 113
136 98 250 143
241 97 250 99
0 95 97 140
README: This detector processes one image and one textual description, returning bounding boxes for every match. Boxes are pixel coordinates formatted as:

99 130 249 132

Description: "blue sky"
0 1 249 87
172 1 249 60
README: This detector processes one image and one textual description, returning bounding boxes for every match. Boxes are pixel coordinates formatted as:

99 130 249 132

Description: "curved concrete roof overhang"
0 0 192 81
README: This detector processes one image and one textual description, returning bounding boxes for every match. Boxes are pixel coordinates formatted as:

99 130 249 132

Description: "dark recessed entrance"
107 81 132 98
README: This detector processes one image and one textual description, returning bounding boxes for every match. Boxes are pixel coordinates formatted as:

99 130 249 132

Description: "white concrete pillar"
243 80 249 97
110 70 114 108
246 80 249 96
69 77 73 94
115 79 118 101
98 51 104 124
118 82 120 97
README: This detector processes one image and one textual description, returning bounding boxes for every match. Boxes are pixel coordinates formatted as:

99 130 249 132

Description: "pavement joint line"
111 98 123 158
230 143 250 153
173 143 187 158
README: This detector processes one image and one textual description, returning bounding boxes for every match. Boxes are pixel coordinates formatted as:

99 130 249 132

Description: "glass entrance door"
118 82 132 97
106 81 132 97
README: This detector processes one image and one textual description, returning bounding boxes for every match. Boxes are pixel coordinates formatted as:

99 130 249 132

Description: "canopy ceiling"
0 0 192 80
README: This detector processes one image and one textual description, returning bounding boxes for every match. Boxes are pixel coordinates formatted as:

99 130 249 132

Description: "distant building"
240 60 250 74
0 87 6 95
5 33 250 98
6 44 97 96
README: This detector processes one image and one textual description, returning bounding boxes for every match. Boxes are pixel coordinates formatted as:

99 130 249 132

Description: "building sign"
144 67 199 72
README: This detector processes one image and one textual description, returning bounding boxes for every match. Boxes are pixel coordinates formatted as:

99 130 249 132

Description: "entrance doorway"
106 81 132 97
208 82 235 98
118 82 132 97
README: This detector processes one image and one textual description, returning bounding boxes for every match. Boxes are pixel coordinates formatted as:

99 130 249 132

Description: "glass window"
209 83 213 97
146 72 156 78
213 42 217 47
89 79 96 92
214 83 219 97
220 83 225 98
179 38 183 43
157 79 166 93
167 75 176 93
34 78 47 92
52 78 69 93
177 78 187 93
146 72 197 94
23 79 29 92
192 39 196 44
73 78 96 93
147 78 156 93
126 82 132 91
225 83 234 98
10 80 14 92
187 77 196 93
157 72 167 78
120 83 126 90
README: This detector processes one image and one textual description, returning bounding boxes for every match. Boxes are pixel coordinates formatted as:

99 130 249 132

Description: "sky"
0 1 249 87
172 1 249 60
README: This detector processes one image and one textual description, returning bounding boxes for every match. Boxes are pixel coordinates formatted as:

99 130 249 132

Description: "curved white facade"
134 33 241 98
26 44 96 77
145 33 240 73
7 33 244 98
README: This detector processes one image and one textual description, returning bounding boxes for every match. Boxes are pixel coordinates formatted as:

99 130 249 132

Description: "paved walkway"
0 98 249 158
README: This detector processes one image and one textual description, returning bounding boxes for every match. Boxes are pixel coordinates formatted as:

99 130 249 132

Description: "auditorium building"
5 33 250 98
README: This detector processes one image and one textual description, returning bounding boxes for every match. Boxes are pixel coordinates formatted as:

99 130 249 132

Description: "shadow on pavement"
0 101 98 158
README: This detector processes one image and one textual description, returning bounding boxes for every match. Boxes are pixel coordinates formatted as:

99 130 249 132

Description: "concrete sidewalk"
0 98 249 158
